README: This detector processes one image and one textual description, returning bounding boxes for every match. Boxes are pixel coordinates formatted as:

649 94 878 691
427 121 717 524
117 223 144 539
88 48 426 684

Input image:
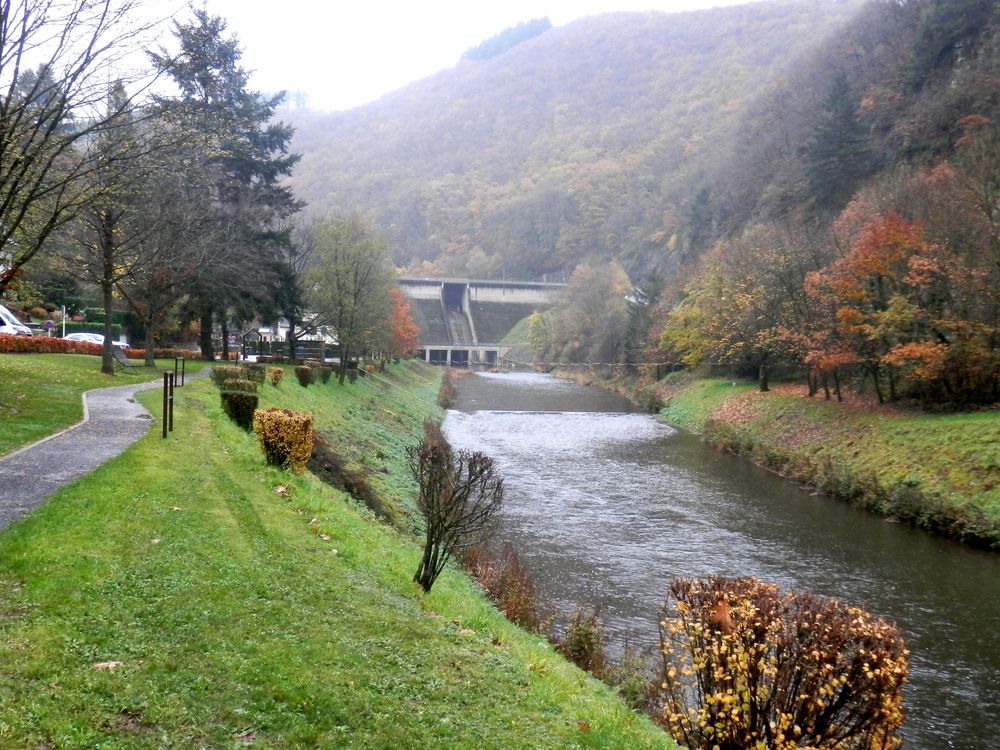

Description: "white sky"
195 0 756 111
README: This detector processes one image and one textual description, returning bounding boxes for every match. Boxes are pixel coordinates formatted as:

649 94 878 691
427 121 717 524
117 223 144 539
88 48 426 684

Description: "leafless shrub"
407 421 503 592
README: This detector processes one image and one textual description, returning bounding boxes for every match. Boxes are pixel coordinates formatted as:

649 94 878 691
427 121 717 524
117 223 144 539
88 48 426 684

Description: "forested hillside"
288 0 1000 406
285 0 861 279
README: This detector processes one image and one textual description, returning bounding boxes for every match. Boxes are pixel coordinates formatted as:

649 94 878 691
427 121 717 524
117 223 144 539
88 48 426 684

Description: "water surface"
445 372 1000 750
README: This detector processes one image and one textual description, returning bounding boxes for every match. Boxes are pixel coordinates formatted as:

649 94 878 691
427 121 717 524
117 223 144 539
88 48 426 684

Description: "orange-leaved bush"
655 577 907 750
252 408 314 473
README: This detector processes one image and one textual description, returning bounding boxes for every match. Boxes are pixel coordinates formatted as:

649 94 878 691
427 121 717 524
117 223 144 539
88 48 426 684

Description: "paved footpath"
0 379 165 531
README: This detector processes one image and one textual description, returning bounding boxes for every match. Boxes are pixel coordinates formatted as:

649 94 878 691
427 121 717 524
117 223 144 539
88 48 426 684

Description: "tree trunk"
821 373 831 400
338 344 350 385
287 319 297 362
144 323 156 367
199 306 214 360
869 364 884 404
221 318 230 361
833 369 843 402
101 280 115 375
758 359 770 392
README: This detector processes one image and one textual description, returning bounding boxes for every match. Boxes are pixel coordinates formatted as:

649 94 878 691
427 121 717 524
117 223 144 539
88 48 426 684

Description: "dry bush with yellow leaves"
252 408 314 473
655 577 907 750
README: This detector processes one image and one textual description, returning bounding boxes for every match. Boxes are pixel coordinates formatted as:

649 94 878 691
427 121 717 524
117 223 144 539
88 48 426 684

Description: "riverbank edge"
549 367 1000 550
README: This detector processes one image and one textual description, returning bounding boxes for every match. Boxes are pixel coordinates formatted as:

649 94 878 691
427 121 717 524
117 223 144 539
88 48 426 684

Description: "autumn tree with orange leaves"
806 208 996 403
384 287 421 361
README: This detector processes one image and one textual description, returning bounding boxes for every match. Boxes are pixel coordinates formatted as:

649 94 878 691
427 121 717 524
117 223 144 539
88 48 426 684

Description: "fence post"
168 372 175 432
162 373 169 439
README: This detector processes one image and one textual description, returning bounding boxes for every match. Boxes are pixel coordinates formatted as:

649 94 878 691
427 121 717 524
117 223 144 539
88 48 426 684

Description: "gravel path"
0 379 165 531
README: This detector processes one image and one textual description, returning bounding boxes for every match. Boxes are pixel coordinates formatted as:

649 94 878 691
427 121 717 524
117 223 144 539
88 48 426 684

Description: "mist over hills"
284 0 998 283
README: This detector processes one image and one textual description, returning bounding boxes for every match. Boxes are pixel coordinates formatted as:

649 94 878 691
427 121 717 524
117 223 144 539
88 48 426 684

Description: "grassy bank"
657 377 1000 549
0 360 673 748
0 353 210 457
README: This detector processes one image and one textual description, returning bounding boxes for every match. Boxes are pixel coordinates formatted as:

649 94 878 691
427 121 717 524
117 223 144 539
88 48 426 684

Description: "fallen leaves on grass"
92 661 124 670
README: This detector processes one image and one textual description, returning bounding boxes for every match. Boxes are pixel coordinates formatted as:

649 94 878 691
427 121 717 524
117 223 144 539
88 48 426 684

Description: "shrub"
294 364 313 387
464 543 548 633
268 367 284 386
318 365 333 383
252 408 314 473
219 378 258 430
654 577 908 750
210 365 244 388
556 607 606 676
244 363 266 385
221 377 257 395
437 368 457 408
407 420 504 593
603 641 653 712
221 391 258 430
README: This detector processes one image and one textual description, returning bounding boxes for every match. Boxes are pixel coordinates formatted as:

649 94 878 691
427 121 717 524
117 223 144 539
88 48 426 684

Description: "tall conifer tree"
150 10 301 359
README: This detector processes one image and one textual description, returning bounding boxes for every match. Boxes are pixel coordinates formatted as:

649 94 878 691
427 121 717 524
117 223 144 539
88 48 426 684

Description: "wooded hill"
284 0 863 279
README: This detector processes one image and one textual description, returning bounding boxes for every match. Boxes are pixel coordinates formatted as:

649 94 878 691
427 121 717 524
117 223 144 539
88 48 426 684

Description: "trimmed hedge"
210 365 245 388
221 391 258 430
294 365 314 387
252 408 313 473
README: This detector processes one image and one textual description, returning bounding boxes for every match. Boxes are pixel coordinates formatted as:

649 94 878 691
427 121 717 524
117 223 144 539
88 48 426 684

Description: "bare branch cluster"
407 421 504 593
0 0 164 292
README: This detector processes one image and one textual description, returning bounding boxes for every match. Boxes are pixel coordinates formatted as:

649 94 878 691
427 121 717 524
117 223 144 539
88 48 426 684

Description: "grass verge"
0 353 210 457
0 360 673 749
658 378 1000 548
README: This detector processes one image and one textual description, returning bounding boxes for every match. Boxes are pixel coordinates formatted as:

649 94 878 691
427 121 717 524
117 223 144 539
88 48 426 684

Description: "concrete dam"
397 277 564 366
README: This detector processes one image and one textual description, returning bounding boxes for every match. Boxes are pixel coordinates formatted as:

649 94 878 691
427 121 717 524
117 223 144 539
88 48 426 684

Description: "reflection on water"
445 372 1000 750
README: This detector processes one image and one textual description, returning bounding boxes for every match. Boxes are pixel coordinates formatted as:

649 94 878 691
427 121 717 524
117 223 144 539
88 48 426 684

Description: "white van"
0 304 33 336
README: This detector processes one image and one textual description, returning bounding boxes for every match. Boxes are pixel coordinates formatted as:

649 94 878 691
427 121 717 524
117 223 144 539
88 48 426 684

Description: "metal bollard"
162 373 169 439
174 357 187 387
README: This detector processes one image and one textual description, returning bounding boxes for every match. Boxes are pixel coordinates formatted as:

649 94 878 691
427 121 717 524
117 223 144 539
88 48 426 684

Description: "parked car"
0 304 32 336
64 333 127 348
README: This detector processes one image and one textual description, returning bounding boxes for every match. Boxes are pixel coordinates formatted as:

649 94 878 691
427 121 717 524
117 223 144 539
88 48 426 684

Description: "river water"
444 372 1000 750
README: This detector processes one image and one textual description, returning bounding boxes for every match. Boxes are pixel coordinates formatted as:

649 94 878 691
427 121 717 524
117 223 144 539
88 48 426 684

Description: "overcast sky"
196 0 757 111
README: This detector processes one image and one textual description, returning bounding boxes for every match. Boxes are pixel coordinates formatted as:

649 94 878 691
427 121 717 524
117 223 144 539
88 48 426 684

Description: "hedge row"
0 335 196 360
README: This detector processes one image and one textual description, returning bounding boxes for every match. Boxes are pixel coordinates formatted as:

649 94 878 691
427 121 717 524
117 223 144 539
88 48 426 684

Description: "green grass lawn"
0 361 674 749
0 354 211 457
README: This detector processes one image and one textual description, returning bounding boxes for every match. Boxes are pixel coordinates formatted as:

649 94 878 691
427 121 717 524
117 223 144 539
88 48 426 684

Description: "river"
444 371 1000 750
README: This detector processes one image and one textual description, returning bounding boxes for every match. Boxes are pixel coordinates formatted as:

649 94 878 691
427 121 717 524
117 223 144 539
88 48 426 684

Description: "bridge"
398 277 564 366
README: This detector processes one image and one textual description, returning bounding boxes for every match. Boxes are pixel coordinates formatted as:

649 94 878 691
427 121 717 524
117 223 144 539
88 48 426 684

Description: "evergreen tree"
804 71 873 213
149 10 301 359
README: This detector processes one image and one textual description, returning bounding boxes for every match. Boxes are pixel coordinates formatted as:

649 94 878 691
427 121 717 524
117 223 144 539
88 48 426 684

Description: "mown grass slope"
0 360 673 749
659 378 1000 548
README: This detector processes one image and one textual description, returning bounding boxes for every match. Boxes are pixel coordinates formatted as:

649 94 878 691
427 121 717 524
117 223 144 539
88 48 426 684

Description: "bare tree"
0 0 163 295
306 216 394 382
407 421 504 593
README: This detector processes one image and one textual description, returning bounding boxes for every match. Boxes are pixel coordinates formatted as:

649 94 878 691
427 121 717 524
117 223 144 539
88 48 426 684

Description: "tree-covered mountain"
284 0 863 280
286 0 1000 310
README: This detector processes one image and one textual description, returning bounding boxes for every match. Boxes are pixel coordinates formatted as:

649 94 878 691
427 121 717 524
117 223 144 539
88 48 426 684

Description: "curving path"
0 379 166 531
